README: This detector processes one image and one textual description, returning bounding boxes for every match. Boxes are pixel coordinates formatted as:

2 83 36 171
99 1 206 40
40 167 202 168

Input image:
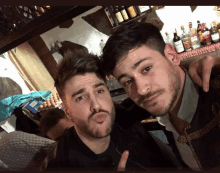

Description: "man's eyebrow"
94 82 105 88
117 57 151 83
117 74 129 83
72 88 85 98
132 57 151 70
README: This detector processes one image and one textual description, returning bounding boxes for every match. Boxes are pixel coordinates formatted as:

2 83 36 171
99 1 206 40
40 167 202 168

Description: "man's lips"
92 113 107 123
142 92 162 105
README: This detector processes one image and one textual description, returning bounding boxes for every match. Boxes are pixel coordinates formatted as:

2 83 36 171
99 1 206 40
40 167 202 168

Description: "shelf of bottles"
104 6 151 31
165 20 220 61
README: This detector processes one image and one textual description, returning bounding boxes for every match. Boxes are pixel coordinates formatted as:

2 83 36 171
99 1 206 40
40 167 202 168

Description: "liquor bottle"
120 6 129 21
114 6 124 24
217 17 220 37
134 6 142 16
126 6 137 19
210 21 219 43
173 29 185 54
197 20 203 45
201 23 212 46
104 7 115 27
181 25 192 51
108 6 119 26
165 32 173 46
189 22 201 50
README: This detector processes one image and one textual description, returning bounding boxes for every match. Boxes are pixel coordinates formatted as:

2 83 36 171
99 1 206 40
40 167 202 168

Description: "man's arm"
188 56 220 92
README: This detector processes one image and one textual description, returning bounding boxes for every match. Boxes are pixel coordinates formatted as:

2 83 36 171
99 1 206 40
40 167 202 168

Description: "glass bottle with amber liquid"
126 6 137 19
197 20 204 45
181 25 192 51
173 29 185 54
120 6 129 21
189 22 201 50
201 23 212 46
114 6 124 24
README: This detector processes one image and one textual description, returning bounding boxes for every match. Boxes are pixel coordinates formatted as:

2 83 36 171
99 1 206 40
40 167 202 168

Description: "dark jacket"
119 68 220 171
46 105 180 171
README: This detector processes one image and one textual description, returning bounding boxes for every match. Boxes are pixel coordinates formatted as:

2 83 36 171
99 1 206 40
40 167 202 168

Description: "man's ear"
63 103 71 119
164 43 181 66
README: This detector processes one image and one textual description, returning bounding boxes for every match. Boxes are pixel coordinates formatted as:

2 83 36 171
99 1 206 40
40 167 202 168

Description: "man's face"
113 45 181 117
63 73 115 139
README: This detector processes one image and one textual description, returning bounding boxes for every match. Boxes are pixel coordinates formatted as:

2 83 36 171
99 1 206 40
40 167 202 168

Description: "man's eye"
143 66 151 73
76 96 83 101
97 89 104 94
124 80 132 86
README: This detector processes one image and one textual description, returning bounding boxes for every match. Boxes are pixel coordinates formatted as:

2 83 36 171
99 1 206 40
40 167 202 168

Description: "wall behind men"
40 6 217 62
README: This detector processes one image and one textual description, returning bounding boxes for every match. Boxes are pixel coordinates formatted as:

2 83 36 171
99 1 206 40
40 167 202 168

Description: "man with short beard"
45 49 181 171
101 21 220 171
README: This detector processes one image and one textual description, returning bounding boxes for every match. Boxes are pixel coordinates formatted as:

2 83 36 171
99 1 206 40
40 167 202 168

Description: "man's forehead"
64 73 105 93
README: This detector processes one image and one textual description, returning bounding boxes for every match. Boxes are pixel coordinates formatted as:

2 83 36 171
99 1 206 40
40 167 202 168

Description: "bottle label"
174 40 184 53
211 33 220 41
202 31 210 39
191 36 198 43
121 9 129 20
115 12 124 23
127 6 137 18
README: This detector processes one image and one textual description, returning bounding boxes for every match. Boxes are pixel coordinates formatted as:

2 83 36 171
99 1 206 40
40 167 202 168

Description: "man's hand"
117 150 129 171
188 56 218 92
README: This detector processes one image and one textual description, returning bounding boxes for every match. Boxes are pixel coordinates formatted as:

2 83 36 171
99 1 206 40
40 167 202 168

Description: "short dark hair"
101 21 166 75
55 49 107 100
39 108 66 137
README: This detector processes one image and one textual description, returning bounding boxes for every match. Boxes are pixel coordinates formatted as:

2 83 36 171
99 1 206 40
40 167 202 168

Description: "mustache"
89 109 109 119
137 88 165 105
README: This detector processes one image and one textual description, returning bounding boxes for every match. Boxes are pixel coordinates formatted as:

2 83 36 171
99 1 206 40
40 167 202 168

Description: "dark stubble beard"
74 106 116 139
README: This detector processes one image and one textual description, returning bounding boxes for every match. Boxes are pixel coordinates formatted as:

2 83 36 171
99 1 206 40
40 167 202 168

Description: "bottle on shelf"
201 23 212 46
108 6 119 27
104 7 116 27
114 6 124 24
165 32 173 46
173 29 185 54
126 6 137 19
210 21 220 43
119 6 129 21
197 20 204 45
134 6 142 16
189 22 201 50
181 25 192 51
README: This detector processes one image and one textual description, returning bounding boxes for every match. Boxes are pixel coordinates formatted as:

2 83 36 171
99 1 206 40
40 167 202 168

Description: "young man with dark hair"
39 108 74 140
101 21 220 171
46 49 180 171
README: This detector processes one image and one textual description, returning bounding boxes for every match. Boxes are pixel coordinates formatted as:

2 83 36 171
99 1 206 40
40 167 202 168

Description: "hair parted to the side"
101 21 166 75
39 108 66 138
55 49 107 101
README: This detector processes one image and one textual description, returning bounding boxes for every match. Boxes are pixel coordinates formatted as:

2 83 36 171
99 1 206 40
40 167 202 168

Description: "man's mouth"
92 113 107 123
142 92 162 105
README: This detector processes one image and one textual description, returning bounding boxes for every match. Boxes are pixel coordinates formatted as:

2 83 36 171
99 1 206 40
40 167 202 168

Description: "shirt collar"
177 68 199 123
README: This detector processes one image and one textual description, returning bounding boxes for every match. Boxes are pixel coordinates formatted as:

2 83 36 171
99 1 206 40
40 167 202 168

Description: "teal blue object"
0 91 51 122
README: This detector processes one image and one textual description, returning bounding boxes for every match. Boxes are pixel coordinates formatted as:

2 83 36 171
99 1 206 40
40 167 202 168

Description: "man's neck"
75 127 111 154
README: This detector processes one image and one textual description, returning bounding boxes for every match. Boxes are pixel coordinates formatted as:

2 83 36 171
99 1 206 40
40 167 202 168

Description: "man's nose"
90 95 101 112
135 77 150 96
